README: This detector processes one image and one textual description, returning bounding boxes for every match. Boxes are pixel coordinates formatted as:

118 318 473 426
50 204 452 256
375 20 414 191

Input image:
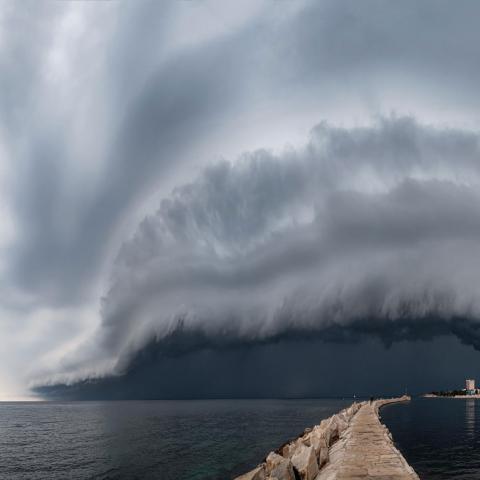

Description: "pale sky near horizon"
3 0 480 399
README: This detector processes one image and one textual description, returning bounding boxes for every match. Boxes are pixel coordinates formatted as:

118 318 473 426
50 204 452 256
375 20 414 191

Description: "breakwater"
234 396 418 480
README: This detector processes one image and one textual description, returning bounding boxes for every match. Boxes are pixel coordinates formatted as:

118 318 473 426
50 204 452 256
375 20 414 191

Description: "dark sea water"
0 399 351 480
382 397 480 479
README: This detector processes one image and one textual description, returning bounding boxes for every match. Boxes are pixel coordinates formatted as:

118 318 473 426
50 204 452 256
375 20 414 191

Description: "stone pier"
234 396 419 480
316 398 419 479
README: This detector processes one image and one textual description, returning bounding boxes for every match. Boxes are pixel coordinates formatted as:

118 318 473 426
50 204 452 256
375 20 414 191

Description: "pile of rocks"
234 402 364 480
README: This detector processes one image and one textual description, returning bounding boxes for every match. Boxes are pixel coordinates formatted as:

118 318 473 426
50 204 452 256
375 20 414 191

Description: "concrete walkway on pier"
316 399 419 480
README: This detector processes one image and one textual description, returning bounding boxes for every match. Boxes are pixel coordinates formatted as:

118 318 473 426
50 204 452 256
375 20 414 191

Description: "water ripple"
0 399 350 480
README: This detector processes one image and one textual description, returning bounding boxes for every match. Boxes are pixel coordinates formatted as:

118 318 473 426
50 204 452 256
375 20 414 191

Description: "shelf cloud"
40 116 480 391
3 0 480 398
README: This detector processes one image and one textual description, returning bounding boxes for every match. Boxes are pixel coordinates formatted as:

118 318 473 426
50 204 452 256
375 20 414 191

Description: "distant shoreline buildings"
427 378 480 398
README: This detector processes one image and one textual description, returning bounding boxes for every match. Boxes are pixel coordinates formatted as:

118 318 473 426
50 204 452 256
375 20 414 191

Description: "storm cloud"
42 116 480 389
3 1 480 398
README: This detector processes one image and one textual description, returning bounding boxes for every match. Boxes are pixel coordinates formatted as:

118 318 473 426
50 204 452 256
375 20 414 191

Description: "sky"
2 0 480 399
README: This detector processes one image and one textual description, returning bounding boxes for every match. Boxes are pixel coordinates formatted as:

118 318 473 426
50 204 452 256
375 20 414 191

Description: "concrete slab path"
316 400 419 480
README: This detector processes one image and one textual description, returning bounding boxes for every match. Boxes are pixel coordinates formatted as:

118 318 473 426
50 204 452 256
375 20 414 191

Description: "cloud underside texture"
35 336 480 400
82 116 480 380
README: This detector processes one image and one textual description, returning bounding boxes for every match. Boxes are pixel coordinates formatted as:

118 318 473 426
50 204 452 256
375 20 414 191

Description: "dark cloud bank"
36 337 480 400
38 116 480 399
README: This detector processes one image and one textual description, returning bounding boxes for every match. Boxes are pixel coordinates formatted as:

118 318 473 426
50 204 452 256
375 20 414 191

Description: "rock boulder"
291 445 319 480
234 465 266 480
265 452 295 480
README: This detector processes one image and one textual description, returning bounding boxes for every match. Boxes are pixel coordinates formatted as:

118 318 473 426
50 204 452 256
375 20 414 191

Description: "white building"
466 379 475 394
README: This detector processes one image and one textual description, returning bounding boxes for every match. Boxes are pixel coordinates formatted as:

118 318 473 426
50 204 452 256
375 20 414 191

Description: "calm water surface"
3 398 476 479
0 399 351 480
382 397 480 479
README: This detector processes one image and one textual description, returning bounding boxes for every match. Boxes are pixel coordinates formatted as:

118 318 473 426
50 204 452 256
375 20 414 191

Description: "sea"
1 397 479 480
0 399 350 480
382 397 480 479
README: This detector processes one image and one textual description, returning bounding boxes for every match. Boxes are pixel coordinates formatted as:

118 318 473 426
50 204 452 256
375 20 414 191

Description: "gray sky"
2 0 480 399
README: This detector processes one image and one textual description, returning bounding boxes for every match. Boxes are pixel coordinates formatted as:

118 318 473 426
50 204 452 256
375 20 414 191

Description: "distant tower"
466 379 475 395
